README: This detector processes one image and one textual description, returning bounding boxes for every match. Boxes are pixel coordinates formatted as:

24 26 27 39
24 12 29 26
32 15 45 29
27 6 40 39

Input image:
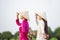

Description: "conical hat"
41 12 47 20
36 12 47 20
19 11 29 20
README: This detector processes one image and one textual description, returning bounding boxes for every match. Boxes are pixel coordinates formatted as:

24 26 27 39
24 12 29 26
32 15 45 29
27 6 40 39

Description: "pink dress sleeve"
16 19 21 26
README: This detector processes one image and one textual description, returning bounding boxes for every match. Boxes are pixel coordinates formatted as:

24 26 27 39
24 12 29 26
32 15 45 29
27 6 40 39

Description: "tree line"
0 27 60 40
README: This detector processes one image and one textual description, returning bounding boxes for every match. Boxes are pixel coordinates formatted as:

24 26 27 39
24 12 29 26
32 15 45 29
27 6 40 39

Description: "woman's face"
20 15 24 20
37 16 42 20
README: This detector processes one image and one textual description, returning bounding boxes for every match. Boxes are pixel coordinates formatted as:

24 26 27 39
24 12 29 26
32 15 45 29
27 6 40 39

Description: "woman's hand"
46 34 49 39
35 13 39 16
16 12 19 19
43 33 49 39
17 12 19 16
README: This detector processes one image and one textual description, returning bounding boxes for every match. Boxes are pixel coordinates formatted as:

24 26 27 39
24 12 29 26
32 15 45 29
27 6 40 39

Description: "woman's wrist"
16 12 19 19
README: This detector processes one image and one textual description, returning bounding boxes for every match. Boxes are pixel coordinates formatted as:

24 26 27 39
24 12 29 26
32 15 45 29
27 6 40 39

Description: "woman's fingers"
16 12 19 16
16 12 19 19
35 13 38 16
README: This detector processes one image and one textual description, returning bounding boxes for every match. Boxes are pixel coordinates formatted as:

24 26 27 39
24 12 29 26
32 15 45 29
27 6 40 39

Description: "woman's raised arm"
16 12 21 26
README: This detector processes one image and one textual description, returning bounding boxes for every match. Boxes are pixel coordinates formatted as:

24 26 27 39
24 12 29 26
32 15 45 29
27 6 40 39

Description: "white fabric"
36 20 47 40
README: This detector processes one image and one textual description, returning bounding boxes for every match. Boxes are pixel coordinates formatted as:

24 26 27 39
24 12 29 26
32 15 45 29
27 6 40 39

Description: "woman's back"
36 20 46 40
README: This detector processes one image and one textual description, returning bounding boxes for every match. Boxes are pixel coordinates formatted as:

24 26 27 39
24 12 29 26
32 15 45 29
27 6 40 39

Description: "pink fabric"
16 19 29 40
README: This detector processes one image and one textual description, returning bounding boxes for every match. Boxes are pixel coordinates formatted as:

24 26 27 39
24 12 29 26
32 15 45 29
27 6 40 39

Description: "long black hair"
42 18 48 34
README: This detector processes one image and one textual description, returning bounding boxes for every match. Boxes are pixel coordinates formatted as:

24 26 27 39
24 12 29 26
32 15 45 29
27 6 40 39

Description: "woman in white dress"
35 12 49 40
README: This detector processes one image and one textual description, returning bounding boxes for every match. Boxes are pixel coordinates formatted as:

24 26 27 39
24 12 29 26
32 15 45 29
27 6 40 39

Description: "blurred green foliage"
0 27 60 40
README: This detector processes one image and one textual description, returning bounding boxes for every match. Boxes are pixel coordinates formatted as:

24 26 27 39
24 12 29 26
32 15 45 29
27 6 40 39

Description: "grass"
32 38 36 40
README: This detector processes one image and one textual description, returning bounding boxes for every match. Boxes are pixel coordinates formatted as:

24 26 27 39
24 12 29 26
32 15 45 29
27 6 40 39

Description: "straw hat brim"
19 11 30 20
36 12 47 20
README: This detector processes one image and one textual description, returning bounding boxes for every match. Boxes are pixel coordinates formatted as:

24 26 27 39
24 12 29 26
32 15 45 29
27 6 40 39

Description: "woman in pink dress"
16 11 29 40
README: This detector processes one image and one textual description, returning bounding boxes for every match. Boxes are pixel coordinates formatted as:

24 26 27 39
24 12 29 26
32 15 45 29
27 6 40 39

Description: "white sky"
0 0 60 34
